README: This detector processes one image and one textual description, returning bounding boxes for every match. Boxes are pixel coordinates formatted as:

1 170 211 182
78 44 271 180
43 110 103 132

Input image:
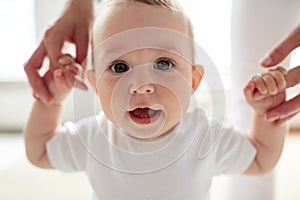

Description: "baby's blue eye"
154 59 174 70
110 62 129 73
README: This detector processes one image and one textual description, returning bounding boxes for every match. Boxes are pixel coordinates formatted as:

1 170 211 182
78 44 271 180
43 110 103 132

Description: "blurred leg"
227 0 300 200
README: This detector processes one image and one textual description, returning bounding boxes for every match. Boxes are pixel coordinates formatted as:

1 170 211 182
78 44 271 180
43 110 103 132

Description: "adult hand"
260 24 300 124
264 66 300 124
260 24 300 68
24 0 93 103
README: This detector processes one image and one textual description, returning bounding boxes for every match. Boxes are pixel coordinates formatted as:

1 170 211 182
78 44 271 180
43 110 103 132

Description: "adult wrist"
68 0 94 12
67 0 95 22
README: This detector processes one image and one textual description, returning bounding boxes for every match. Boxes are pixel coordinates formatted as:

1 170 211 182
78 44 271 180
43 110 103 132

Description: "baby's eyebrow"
102 45 126 56
156 45 186 56
92 45 126 66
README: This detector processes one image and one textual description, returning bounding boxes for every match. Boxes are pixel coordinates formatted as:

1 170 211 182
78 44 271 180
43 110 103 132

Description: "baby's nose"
130 84 155 94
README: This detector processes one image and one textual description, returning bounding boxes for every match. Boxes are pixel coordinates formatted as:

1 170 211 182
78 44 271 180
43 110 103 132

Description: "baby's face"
89 2 202 139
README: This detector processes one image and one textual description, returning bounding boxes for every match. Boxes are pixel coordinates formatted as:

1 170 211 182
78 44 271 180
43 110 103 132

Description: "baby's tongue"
132 108 151 118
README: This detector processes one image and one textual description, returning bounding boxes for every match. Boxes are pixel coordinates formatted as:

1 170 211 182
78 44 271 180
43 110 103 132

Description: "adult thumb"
260 28 300 68
43 33 64 69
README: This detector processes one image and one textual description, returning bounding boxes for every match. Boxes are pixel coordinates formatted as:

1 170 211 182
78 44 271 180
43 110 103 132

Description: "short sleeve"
213 124 257 175
46 117 95 172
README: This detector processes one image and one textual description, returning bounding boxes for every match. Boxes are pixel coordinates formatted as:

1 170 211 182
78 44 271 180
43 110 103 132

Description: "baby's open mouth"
128 108 162 124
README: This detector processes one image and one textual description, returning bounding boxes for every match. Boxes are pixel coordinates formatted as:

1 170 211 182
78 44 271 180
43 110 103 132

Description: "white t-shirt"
46 107 256 200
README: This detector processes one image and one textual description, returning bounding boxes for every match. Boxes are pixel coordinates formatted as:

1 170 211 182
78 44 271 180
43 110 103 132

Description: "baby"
24 0 288 199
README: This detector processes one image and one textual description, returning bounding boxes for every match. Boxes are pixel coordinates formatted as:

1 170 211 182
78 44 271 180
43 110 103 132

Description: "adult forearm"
246 113 287 174
70 0 94 5
68 0 94 16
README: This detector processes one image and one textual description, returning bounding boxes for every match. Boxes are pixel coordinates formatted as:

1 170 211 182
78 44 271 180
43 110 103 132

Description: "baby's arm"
243 67 288 175
24 55 79 168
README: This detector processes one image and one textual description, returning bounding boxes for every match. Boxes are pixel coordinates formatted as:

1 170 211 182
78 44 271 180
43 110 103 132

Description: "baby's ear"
192 65 204 91
87 70 98 94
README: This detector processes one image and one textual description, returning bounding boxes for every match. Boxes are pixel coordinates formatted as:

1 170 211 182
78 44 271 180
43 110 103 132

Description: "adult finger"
74 27 90 69
266 94 300 120
285 65 300 88
273 112 298 126
24 43 53 103
260 28 300 67
43 29 64 68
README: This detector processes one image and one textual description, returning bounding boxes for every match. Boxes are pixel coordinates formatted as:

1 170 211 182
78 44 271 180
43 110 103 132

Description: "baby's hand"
244 66 288 119
44 54 81 105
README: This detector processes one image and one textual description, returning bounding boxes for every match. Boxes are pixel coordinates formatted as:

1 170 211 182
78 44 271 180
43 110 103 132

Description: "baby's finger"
269 70 286 90
74 78 88 91
262 73 277 95
273 66 288 76
253 75 268 95
244 80 255 102
63 63 79 75
63 70 76 88
58 54 75 66
65 63 88 90
62 61 88 91
53 69 68 89
253 90 265 101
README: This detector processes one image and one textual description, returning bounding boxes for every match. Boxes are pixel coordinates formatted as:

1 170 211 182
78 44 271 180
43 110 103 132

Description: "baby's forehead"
92 27 194 62
93 1 192 43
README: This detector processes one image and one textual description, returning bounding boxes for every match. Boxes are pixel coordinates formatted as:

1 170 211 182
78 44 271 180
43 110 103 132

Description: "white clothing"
47 107 256 200
227 0 300 199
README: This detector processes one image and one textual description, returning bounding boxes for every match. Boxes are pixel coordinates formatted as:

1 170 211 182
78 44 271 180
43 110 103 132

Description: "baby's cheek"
165 94 182 122
99 85 113 104
99 95 113 122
